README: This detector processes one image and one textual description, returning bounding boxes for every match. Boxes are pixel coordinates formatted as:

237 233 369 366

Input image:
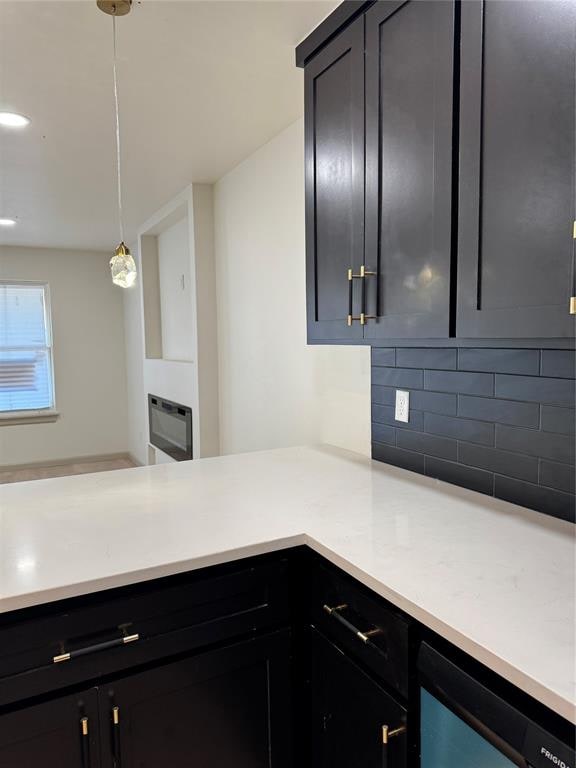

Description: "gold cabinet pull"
323 603 348 615
53 632 139 664
381 724 406 768
111 706 122 765
357 628 383 643
80 717 90 768
347 266 377 325
382 724 406 744
323 603 383 645
570 297 576 315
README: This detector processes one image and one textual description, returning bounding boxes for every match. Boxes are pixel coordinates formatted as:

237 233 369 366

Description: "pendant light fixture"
98 0 137 288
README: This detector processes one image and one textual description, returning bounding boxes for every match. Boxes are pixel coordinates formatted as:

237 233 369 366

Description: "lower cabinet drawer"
310 628 407 768
0 631 292 768
308 562 411 698
0 556 290 708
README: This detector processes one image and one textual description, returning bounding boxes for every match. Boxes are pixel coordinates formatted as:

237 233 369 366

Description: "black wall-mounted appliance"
148 395 192 462
419 643 574 768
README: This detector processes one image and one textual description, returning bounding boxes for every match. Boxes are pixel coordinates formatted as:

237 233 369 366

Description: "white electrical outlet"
395 390 410 423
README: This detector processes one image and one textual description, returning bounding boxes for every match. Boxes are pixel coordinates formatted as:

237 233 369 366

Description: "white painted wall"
157 217 194 361
123 186 219 465
214 118 371 457
0 246 129 466
122 252 147 466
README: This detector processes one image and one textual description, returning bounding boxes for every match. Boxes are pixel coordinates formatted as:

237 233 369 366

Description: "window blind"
0 284 54 412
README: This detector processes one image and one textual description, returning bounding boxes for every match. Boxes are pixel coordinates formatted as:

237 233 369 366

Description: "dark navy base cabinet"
0 549 573 767
0 555 293 768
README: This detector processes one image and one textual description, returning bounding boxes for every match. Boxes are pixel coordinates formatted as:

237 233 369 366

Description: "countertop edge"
304 535 576 725
0 535 306 614
1 528 574 724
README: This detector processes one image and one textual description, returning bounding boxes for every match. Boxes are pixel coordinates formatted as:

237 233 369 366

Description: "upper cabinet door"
457 0 576 338
363 0 455 340
305 17 365 342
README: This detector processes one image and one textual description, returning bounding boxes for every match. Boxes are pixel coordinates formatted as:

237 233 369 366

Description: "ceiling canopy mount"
96 1 132 17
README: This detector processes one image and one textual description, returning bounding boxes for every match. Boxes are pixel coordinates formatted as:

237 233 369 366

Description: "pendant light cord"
112 15 124 244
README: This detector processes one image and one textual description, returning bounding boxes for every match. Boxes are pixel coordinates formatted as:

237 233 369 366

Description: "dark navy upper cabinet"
304 17 365 343
298 0 575 345
363 0 455 341
457 0 576 339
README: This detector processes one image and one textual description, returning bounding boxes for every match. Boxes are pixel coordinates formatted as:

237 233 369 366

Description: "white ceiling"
0 0 337 251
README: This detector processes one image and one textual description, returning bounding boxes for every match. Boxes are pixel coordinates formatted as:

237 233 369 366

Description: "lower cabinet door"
0 688 100 768
100 631 292 768
310 629 407 768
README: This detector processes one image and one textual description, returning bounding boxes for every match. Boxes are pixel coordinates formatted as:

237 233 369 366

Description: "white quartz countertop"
0 445 574 722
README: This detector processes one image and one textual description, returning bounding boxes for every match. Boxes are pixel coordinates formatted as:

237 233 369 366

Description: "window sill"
0 410 60 426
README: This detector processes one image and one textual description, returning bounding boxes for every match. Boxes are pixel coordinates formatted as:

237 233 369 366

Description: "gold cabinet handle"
80 717 90 768
112 706 122 765
382 724 406 768
347 266 377 325
323 603 348 615
382 724 406 744
323 603 383 645
53 632 139 663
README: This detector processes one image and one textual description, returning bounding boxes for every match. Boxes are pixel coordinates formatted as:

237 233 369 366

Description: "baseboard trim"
0 452 135 472
127 452 143 467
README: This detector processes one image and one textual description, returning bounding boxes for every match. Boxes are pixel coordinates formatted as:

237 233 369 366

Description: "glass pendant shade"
110 242 137 288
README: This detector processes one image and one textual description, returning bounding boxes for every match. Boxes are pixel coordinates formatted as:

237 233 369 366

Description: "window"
0 283 55 413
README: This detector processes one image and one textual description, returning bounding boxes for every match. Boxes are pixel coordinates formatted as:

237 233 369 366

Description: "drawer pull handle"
381 724 406 768
323 604 383 645
53 633 139 664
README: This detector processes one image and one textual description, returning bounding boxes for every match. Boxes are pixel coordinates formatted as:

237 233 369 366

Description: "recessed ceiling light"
0 218 16 227
0 112 30 128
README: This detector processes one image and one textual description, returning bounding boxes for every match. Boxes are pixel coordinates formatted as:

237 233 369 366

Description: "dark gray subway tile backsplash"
424 457 494 496
372 442 425 474
424 412 494 446
397 348 457 370
371 347 576 523
458 348 540 376
494 476 574 521
396 430 457 461
458 443 538 483
540 350 575 379
373 386 457 415
373 367 424 388
495 374 575 406
457 395 539 428
539 459 575 494
373 404 424 431
540 405 575 435
424 369 494 396
495 424 575 464
372 348 396 367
